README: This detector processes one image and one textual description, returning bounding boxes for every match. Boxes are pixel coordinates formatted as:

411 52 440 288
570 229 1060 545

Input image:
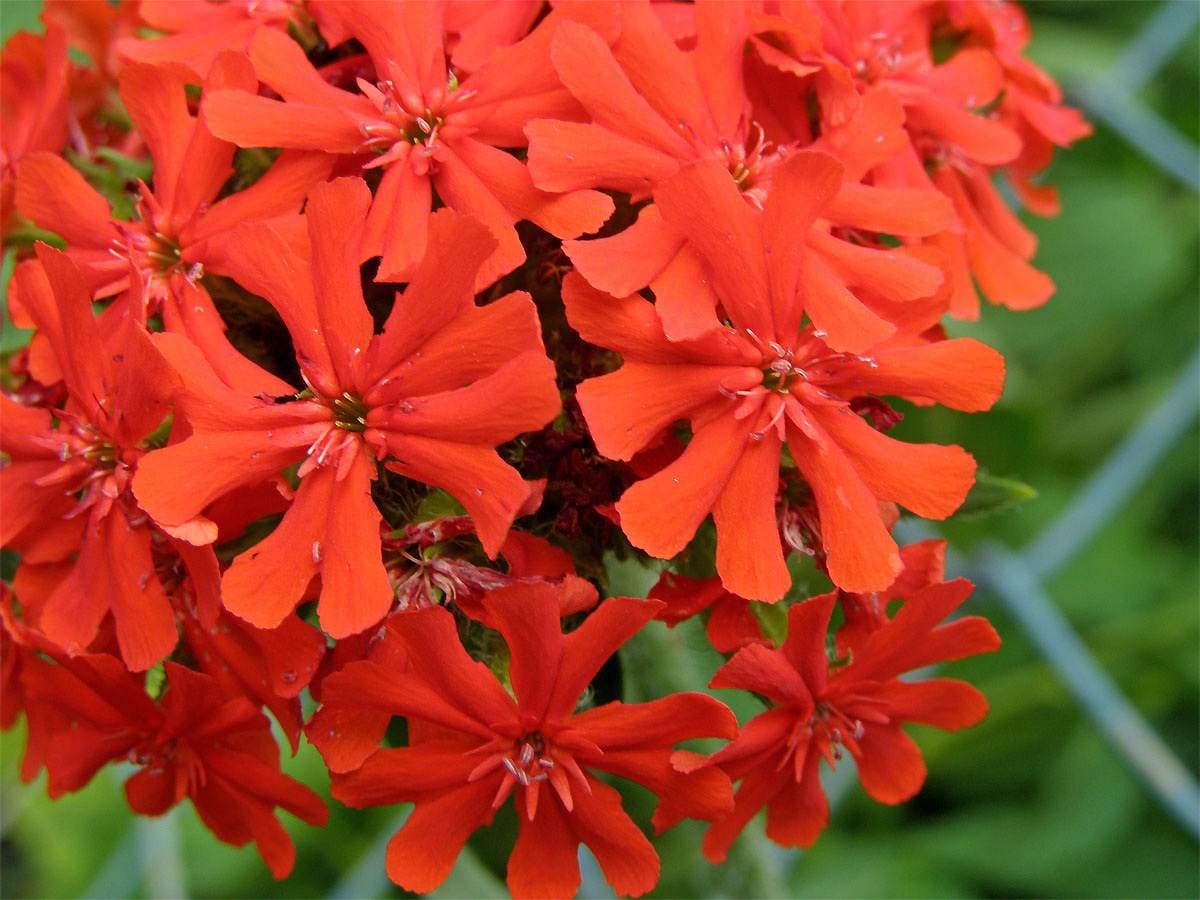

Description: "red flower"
525 4 954 337
13 54 331 302
444 0 542 72
800 0 1087 317
11 54 332 392
180 605 326 754
0 17 69 236
202 1 614 287
325 584 736 898
133 177 561 638
25 655 327 878
2 245 186 669
566 152 1004 599
117 0 318 79
0 585 74 783
944 0 1093 216
43 0 141 81
695 578 1000 861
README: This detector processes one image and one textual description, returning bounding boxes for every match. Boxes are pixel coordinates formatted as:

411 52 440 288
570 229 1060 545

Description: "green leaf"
602 550 658 600
782 550 834 603
64 150 140 220
93 147 153 184
222 147 281 198
0 1 42 43
428 845 507 899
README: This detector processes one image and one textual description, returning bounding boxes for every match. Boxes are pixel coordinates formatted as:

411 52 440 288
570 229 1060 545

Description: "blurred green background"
1 1 1197 897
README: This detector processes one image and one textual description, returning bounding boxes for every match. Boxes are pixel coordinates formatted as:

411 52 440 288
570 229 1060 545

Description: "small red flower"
117 0 317 79
11 55 332 388
835 537 947 652
0 17 69 236
2 246 185 669
526 4 954 337
24 655 328 878
693 579 1000 861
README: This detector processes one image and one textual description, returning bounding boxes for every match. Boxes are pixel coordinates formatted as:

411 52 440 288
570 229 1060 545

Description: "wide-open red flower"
11 54 331 388
202 0 614 288
694 578 1000 861
13 53 331 293
325 584 736 898
567 152 1004 599
134 177 560 638
304 520 599 776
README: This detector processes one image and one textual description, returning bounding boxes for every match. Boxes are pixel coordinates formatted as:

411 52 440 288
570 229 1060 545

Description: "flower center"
357 74 459 157
144 232 183 273
761 348 806 393
112 217 204 296
719 122 788 209
331 392 368 432
813 702 866 761
400 108 444 146
128 732 206 792
39 416 139 509
383 536 512 612
851 32 916 84
501 732 555 787
79 434 121 470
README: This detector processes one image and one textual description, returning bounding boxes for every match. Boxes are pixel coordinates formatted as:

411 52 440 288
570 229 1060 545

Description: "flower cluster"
1 1 1085 896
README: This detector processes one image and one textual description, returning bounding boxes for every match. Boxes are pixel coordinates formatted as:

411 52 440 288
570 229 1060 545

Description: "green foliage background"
1 1 1197 897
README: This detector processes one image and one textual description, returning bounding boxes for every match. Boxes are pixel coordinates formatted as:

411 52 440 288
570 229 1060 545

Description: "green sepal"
1 548 20 584
214 513 283 565
414 488 468 523
750 599 790 647
143 663 167 700
143 413 174 450
957 469 1038 519
669 517 718 580
1 247 34 355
